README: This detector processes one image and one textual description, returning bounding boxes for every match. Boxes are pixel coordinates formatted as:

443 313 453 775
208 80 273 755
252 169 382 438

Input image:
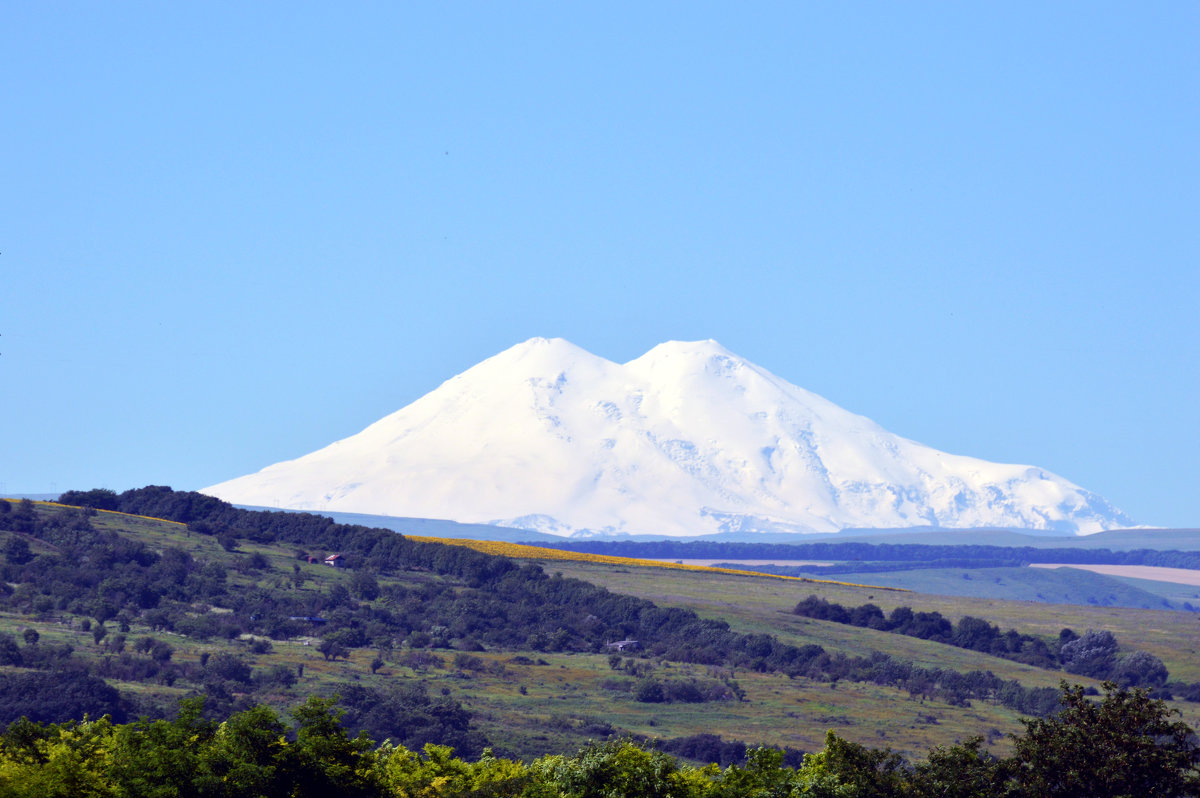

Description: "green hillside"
4 490 1200 764
772 565 1183 609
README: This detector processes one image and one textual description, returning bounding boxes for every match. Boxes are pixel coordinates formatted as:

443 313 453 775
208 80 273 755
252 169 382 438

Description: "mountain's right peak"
633 339 740 362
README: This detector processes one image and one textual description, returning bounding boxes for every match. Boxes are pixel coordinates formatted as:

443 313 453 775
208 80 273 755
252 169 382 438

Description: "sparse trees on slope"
1060 629 1119 679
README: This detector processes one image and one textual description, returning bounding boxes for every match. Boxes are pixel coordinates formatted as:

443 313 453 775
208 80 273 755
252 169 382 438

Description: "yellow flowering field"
404 535 897 590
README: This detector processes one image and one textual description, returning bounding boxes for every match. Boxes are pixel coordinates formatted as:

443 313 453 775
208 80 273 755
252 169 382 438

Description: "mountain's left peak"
491 337 592 359
475 338 618 378
511 336 577 351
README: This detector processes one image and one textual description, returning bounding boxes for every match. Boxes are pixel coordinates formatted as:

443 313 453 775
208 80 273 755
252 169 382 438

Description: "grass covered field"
536 560 1200 713
6 498 1200 761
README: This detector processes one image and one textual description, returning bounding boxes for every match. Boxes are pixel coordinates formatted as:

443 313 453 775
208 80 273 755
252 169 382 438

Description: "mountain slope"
203 338 1132 536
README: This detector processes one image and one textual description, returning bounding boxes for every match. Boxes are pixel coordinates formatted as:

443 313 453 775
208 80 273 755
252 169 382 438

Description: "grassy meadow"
5 500 1200 760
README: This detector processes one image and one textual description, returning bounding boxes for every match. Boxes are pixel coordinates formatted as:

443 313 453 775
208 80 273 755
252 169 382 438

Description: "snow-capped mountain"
203 338 1133 536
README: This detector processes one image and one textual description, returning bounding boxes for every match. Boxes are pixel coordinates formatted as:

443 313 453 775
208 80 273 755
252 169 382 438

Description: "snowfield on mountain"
203 338 1133 537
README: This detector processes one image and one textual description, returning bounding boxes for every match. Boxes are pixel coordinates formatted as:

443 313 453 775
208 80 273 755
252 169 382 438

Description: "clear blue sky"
3 4 1197 527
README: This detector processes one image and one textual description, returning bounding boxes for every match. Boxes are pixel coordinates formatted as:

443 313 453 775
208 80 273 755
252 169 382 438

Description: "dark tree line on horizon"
536 537 1200 573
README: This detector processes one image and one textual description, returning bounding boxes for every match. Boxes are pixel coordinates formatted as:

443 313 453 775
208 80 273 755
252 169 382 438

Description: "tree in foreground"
1010 681 1200 798
908 736 1009 798
1 682 1199 797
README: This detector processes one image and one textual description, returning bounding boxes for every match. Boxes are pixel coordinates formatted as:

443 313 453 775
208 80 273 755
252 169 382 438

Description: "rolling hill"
6 489 1200 762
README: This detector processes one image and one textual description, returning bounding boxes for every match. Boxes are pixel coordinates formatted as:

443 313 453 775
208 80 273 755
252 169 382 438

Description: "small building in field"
324 554 345 568
606 639 640 652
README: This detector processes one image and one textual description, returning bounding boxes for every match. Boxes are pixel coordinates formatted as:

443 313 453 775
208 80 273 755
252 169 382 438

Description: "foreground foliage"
1 683 1197 797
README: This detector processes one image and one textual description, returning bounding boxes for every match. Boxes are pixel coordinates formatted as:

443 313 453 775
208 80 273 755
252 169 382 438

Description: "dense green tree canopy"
1011 682 1200 798
1 684 1198 797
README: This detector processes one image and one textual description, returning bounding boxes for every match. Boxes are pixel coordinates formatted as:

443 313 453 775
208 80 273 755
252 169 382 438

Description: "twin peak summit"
203 337 1132 537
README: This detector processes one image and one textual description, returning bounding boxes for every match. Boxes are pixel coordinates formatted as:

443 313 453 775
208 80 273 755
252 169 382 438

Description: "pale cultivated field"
1030 563 1200 586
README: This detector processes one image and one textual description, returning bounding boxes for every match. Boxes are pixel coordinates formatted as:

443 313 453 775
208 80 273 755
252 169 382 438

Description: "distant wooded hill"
534 538 1200 569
